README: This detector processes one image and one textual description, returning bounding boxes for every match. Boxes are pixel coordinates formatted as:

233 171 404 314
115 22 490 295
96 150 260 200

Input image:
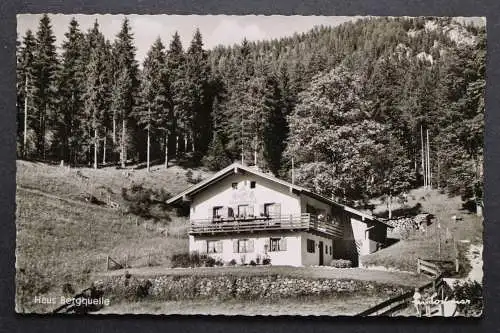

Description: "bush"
228 259 237 266
185 170 203 184
171 252 215 268
452 280 483 316
262 258 271 265
330 259 352 268
249 260 257 266
204 256 216 267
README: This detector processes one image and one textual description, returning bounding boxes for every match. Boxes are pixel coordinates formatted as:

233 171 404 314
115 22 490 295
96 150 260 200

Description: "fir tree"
32 14 59 159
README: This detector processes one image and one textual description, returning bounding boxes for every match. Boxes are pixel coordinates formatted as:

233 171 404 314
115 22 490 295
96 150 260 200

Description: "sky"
16 14 358 63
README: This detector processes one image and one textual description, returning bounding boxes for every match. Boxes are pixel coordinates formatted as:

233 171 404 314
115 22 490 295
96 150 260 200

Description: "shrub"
452 280 483 316
204 256 216 267
330 259 352 268
262 258 271 265
171 252 215 268
228 259 237 266
249 260 257 266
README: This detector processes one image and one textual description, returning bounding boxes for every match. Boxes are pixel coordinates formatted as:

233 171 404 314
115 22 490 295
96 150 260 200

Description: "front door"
319 241 324 265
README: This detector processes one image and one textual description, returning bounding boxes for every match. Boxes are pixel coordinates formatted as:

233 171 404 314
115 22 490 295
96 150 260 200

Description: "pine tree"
17 29 36 158
55 18 86 164
32 14 59 159
166 31 188 157
135 37 170 171
186 28 211 155
111 18 139 167
83 44 108 169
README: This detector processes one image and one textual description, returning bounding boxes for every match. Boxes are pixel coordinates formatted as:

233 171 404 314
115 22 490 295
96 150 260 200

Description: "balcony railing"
189 213 343 238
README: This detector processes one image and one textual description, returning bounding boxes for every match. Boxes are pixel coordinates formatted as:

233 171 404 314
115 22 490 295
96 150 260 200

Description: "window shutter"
248 205 254 216
248 240 254 252
216 241 223 253
233 239 239 253
280 237 287 251
201 240 207 253
274 203 281 217
264 238 270 252
260 204 265 216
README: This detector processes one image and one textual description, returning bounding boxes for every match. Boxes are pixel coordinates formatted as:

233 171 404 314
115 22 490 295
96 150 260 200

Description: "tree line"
16 15 485 211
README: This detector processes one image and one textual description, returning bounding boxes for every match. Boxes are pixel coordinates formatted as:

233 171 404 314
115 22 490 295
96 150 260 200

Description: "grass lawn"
15 160 197 313
361 188 483 274
97 294 386 316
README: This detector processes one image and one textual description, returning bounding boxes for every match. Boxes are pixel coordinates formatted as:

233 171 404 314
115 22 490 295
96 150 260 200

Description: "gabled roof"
167 162 392 228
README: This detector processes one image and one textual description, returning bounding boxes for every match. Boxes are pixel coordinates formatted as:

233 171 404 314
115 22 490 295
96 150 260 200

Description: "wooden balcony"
189 213 343 238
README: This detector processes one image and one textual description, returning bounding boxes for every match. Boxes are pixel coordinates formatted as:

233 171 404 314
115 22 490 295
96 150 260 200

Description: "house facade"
167 163 392 267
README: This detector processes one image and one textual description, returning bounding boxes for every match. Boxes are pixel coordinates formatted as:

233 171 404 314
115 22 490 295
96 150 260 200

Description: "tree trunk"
164 133 169 169
93 128 98 169
175 135 179 158
426 129 431 189
147 126 150 172
23 76 28 158
184 135 188 153
121 118 127 168
421 125 425 188
103 134 107 165
388 193 392 220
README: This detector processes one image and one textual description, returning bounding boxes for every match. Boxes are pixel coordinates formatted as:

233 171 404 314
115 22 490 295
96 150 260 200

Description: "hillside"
360 188 483 273
15 160 211 313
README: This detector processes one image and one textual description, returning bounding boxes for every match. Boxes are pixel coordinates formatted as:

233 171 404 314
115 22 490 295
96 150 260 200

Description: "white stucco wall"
190 172 301 222
299 232 334 266
189 233 303 266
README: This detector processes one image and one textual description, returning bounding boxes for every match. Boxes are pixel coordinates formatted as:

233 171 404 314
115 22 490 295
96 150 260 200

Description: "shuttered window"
307 239 315 253
269 237 287 251
233 239 254 253
207 240 223 253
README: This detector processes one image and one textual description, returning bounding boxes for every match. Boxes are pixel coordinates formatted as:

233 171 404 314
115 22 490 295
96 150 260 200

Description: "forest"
16 15 485 210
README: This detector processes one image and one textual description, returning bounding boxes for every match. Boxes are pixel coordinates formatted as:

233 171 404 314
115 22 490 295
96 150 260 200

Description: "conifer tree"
32 14 58 159
111 18 139 167
55 18 86 164
17 30 36 158
135 38 171 171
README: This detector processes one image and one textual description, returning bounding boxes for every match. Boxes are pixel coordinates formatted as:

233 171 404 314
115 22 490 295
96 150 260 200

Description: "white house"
167 163 392 267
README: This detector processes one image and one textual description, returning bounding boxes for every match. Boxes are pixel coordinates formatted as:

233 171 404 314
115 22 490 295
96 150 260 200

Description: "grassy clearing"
97 294 387 316
15 160 197 313
361 188 483 273
16 160 211 207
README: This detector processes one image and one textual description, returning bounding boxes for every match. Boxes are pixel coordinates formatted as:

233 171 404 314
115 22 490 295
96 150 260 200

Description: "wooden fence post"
106 255 109 271
417 258 421 274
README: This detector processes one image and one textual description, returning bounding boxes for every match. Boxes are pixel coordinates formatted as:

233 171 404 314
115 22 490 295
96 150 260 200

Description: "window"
207 240 222 253
232 182 238 190
213 206 223 218
325 245 328 254
228 207 234 218
234 239 254 253
250 181 256 189
307 239 315 253
269 237 287 252
238 204 254 217
264 203 281 217
329 246 332 255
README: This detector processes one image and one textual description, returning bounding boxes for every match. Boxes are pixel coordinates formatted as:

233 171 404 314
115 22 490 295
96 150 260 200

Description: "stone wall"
96 273 408 303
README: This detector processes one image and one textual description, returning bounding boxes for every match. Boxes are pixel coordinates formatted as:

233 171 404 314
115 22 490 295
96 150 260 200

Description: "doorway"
319 241 324 265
